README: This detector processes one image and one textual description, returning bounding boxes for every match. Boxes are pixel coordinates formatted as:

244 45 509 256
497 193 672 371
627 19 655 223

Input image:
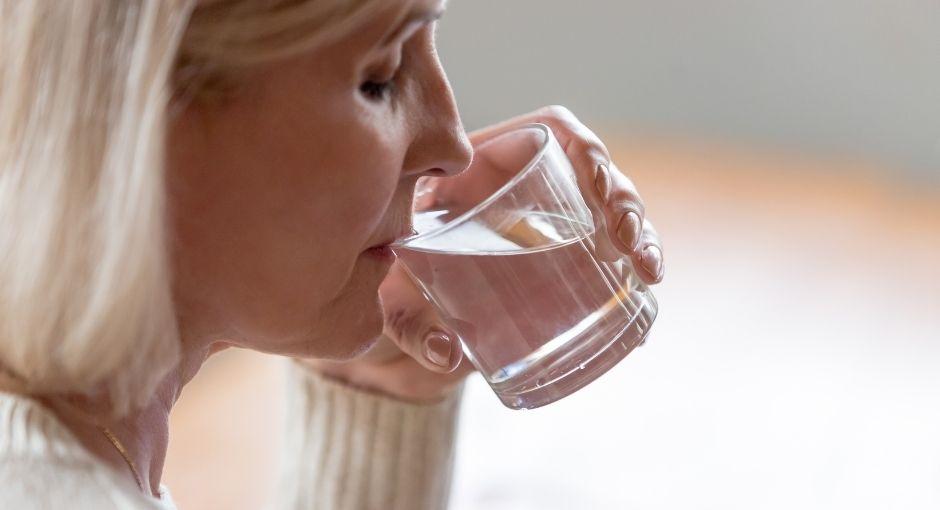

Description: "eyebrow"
379 7 445 47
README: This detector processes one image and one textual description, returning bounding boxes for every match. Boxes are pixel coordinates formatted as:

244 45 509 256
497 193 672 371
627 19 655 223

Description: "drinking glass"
392 123 657 409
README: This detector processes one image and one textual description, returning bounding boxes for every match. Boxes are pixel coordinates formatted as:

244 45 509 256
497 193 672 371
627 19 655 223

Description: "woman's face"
166 0 470 360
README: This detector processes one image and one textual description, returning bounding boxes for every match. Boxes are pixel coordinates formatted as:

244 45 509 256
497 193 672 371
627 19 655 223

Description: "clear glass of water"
392 123 658 410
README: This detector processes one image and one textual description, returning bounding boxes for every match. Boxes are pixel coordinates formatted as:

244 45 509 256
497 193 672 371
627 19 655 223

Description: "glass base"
490 291 658 410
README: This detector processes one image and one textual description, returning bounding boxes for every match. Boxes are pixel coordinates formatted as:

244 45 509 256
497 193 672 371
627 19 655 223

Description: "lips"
368 225 417 250
363 244 396 262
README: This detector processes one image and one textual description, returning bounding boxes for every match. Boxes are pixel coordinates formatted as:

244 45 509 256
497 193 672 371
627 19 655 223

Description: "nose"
401 60 473 179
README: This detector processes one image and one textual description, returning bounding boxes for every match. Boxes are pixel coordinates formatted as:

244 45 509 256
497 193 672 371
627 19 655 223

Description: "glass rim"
393 122 554 248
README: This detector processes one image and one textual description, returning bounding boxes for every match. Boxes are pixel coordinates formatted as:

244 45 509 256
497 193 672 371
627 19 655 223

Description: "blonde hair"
0 0 383 416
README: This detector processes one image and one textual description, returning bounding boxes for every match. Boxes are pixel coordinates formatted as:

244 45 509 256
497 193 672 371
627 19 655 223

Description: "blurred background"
164 1 940 509
441 0 940 184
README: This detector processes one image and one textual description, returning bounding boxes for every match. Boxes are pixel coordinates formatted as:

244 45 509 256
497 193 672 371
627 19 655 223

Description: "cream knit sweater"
0 363 464 510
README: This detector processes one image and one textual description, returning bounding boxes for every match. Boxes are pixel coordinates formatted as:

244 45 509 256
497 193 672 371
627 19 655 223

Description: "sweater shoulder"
0 391 92 461
0 392 167 509
0 456 132 509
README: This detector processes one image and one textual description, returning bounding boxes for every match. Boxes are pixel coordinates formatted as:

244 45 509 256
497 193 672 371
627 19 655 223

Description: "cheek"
337 130 404 236
166 87 407 347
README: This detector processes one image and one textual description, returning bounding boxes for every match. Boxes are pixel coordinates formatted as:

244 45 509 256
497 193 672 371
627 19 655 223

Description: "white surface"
450 282 940 510
447 167 940 509
162 156 940 510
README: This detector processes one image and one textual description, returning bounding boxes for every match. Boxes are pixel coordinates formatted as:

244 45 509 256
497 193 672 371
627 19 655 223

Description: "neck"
19 341 212 498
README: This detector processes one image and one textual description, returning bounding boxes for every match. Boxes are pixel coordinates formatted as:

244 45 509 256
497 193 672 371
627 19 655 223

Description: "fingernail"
640 245 664 280
424 331 452 368
617 211 642 250
594 164 611 203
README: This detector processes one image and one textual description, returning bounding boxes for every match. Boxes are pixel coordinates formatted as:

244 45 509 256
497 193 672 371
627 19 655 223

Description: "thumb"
380 261 463 373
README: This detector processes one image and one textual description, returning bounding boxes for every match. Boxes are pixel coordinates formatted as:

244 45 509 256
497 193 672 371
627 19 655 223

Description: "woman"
0 0 664 508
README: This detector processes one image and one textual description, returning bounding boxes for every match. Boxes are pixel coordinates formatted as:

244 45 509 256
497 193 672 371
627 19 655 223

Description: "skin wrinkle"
168 0 465 361
21 0 468 496
2 0 667 499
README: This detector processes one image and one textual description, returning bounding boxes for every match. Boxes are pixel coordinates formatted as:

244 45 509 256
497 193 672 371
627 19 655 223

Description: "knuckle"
539 104 578 124
571 139 609 163
384 307 425 345
608 188 645 214
538 106 612 158
608 166 642 196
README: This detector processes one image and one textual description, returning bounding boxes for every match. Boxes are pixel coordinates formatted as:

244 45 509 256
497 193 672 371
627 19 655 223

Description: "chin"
310 293 386 361
317 323 381 361
279 322 380 361
276 261 389 360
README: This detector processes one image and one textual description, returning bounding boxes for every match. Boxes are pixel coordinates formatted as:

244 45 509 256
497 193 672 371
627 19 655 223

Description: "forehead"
348 0 446 47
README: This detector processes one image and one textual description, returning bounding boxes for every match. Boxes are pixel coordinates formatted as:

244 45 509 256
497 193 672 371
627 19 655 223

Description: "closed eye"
360 79 395 101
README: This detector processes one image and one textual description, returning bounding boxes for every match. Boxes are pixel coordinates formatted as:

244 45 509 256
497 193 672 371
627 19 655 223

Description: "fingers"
531 107 647 261
630 219 665 284
579 158 647 263
468 105 663 281
572 160 621 262
304 345 474 404
468 105 607 155
530 107 663 283
379 262 464 373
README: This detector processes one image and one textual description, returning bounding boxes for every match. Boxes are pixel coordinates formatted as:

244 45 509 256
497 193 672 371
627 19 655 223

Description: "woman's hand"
467 106 665 279
302 259 474 404
301 106 664 403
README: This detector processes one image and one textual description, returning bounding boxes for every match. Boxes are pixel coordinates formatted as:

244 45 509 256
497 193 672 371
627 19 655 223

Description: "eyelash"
359 78 395 101
360 46 405 101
